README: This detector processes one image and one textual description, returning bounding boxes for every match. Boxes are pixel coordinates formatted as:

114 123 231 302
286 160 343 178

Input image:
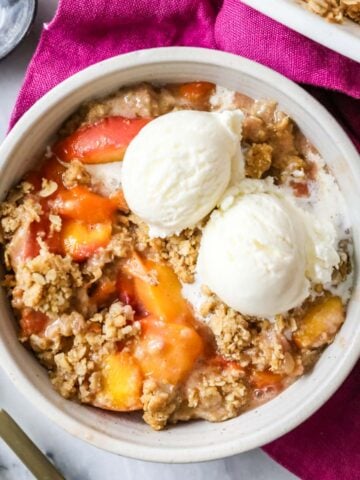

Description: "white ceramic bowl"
0 47 359 463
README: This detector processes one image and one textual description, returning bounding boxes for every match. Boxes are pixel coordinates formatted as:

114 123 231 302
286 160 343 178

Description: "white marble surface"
0 2 297 478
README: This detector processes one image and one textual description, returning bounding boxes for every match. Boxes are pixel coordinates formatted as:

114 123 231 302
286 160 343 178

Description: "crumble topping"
174 365 248 423
245 143 272 179
49 214 62 234
101 301 140 341
200 287 300 375
83 230 132 282
142 380 180 430
200 287 252 364
39 179 58 198
152 228 202 283
43 301 138 402
12 245 83 314
62 159 91 189
142 365 248 430
125 214 202 283
0 194 41 241
303 0 360 23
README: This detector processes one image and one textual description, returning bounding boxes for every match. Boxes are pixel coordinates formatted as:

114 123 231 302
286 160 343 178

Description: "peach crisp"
0 82 353 430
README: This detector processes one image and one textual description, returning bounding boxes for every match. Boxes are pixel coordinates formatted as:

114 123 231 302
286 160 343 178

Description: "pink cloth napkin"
9 1 360 478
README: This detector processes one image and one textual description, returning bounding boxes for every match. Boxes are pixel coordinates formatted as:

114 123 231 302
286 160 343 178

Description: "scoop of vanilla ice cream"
122 110 244 237
198 191 311 317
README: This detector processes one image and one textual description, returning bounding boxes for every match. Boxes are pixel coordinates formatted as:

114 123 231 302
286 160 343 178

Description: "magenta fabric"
10 0 360 126
8 1 360 478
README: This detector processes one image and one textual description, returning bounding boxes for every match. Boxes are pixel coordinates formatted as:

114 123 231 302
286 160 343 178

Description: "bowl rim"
0 47 359 463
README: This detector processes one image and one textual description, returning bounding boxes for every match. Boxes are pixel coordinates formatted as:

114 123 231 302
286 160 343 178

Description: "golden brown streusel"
83 230 133 282
303 0 360 23
49 214 62 234
249 325 297 375
101 301 140 341
245 143 273 179
39 179 58 198
47 301 139 402
11 244 83 314
171 365 248 424
0 195 41 241
142 380 180 430
125 214 202 283
332 239 352 285
268 117 306 176
200 288 301 376
201 289 252 364
343 0 360 22
304 0 343 22
154 228 202 283
62 159 91 189
142 364 248 430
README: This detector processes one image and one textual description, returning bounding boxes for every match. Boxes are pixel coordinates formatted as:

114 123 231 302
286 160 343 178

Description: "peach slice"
177 82 215 106
110 189 129 212
122 253 193 324
60 219 112 261
251 370 283 389
90 279 117 308
52 186 117 224
7 214 62 267
134 318 204 385
20 308 48 337
96 351 143 411
53 116 151 164
293 295 344 349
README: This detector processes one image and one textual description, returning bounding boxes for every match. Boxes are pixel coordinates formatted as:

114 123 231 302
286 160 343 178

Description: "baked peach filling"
0 81 351 430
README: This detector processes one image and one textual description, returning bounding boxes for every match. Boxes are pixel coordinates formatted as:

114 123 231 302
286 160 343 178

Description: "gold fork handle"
0 409 65 480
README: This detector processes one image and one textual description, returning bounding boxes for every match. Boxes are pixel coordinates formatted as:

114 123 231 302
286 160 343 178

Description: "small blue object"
0 0 37 60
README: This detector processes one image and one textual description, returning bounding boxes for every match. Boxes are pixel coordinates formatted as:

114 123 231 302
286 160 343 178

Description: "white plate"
242 0 360 63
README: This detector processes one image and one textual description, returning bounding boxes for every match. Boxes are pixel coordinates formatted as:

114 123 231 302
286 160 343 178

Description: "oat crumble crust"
200 287 304 376
62 159 92 189
0 82 352 430
303 0 360 23
12 244 83 315
142 365 248 430
123 213 202 284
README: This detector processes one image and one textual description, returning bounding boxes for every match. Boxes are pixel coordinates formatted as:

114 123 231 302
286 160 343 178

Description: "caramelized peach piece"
110 189 129 212
122 253 192 324
41 156 67 185
61 219 112 261
251 370 283 389
25 157 66 192
90 279 117 307
52 186 117 223
53 117 151 164
20 308 48 337
293 296 344 349
134 318 204 385
97 351 143 411
178 82 215 105
7 215 62 267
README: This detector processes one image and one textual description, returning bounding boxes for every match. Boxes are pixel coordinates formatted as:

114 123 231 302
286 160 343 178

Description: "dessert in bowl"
0 48 359 461
302 0 360 24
